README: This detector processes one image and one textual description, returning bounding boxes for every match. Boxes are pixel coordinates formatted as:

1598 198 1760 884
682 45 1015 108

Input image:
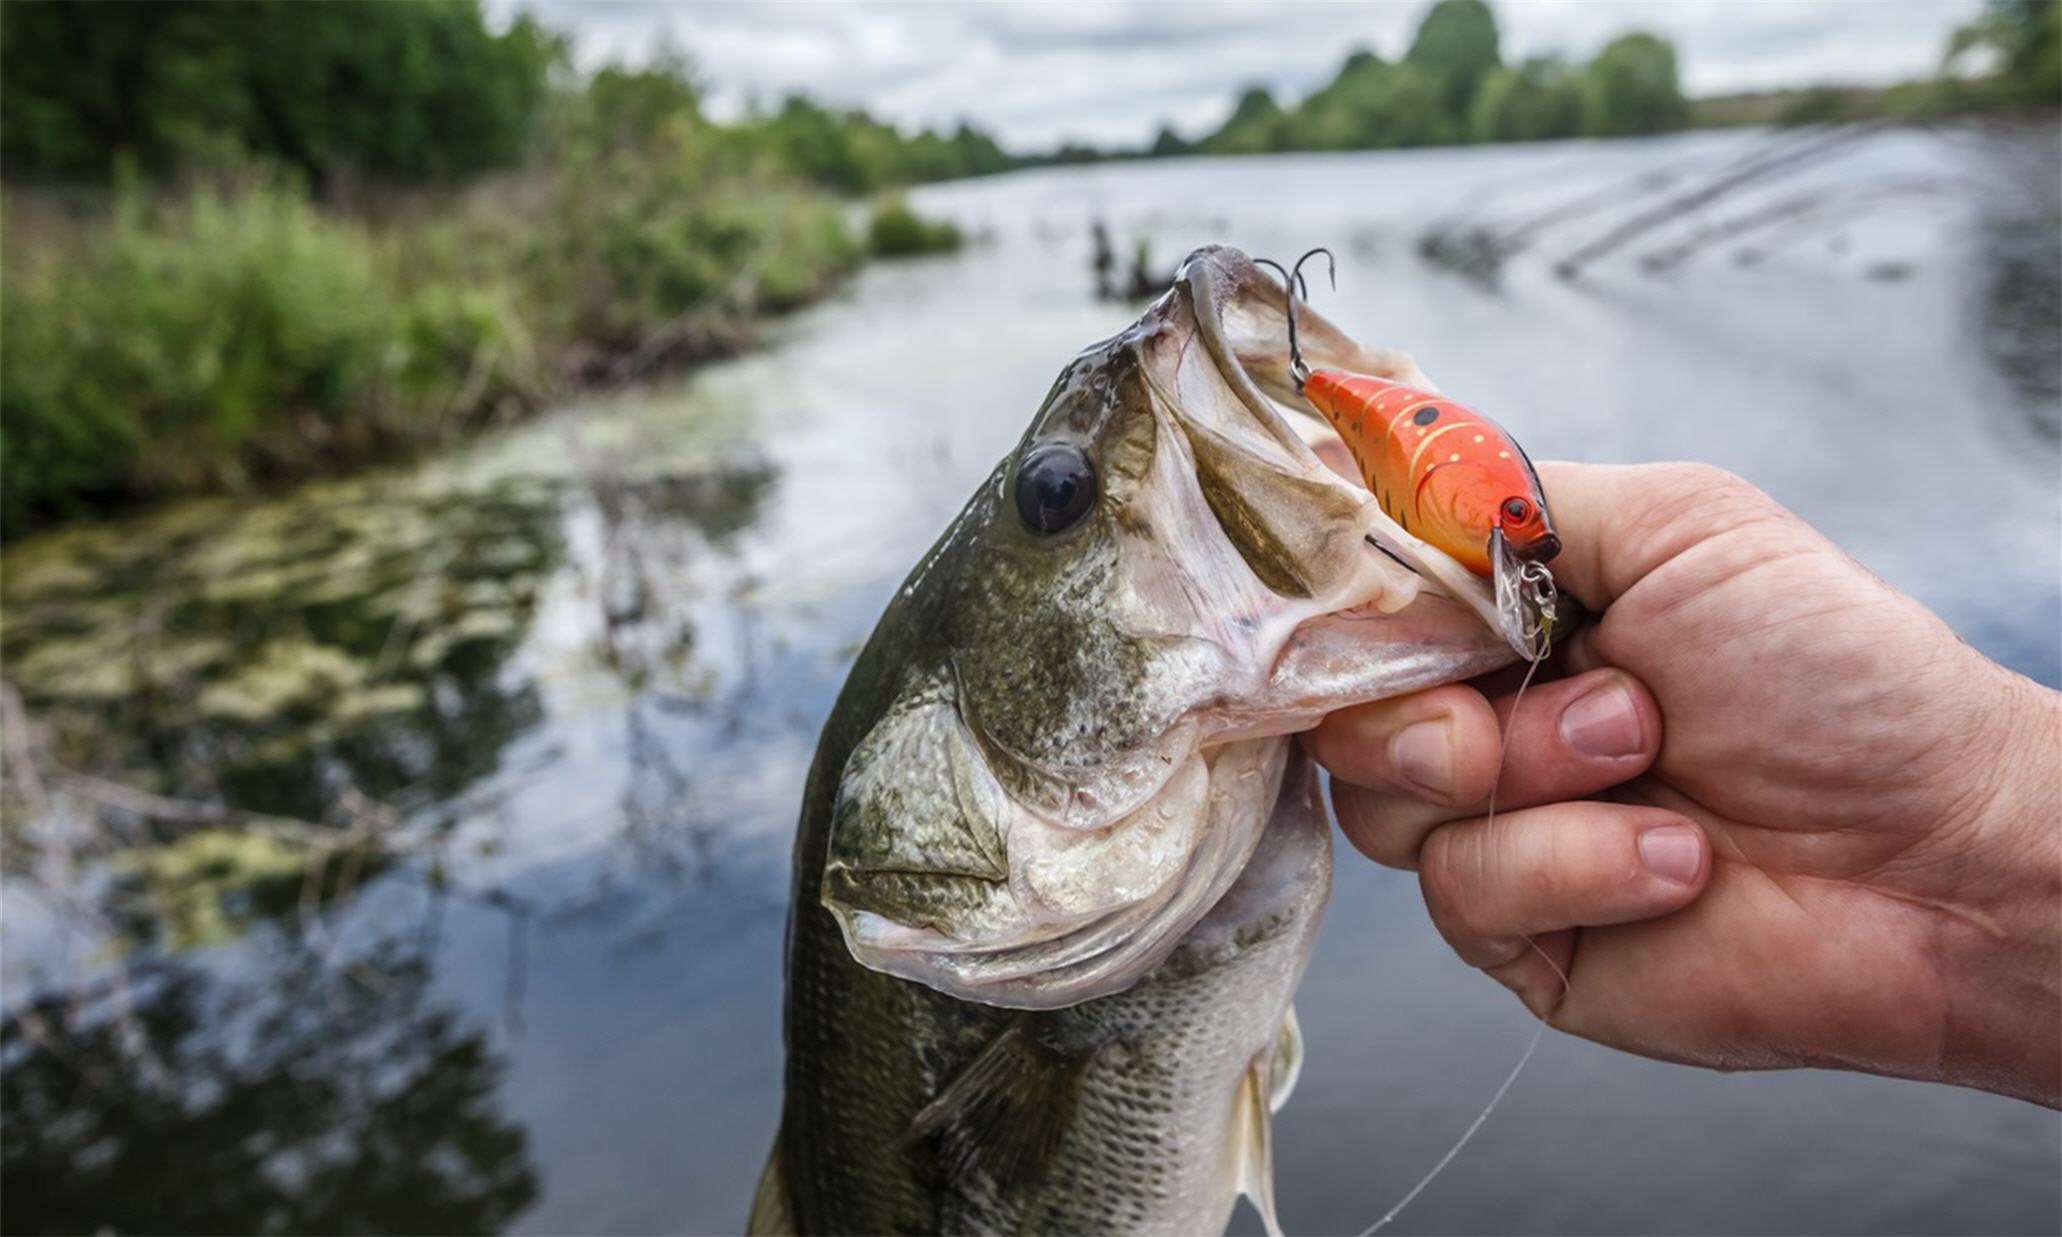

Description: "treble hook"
1258 247 1336 391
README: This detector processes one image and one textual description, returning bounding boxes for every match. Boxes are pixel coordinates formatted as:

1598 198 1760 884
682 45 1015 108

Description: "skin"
1308 460 2062 1108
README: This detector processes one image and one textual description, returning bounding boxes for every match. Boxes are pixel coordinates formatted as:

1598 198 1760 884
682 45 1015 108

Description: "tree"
1405 0 1503 121
1148 126 1193 158
950 123 1013 177
1290 49 1393 149
1946 0 2062 103
1582 32 1689 137
1288 56 1458 150
0 0 562 184
563 48 703 155
1202 86 1287 154
1469 56 1586 143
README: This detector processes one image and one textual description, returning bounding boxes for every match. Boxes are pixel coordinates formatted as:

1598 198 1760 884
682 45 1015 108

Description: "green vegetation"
1581 33 1690 137
1948 0 2062 105
1403 0 1502 118
4 175 422 509
1168 0 2054 158
868 197 965 257
3 0 2051 528
0 1 977 530
1470 58 1585 144
1690 0 2057 130
1190 0 1686 155
0 0 560 183
751 96 1014 193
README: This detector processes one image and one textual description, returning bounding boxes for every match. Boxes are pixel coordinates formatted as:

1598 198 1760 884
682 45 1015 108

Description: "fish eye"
1501 497 1532 524
1014 442 1097 535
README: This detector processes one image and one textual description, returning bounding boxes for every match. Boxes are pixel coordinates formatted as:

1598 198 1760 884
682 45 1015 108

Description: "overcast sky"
485 1 1985 149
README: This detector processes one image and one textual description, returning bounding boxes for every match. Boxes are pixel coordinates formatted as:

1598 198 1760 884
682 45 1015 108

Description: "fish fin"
745 1139 794 1236
1269 1005 1305 1113
907 1019 1088 1192
1232 1055 1285 1237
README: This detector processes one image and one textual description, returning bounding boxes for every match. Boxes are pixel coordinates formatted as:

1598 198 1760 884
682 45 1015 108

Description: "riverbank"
0 166 975 535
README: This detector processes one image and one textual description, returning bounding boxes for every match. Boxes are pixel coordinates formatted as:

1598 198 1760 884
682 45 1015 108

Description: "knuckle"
1647 463 1785 535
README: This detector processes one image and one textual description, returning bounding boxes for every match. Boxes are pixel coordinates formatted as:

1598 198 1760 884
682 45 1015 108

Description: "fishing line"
1357 1020 1545 1237
1353 654 1563 1237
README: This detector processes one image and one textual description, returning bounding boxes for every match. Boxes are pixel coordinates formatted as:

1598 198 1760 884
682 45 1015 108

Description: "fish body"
754 248 1516 1235
1303 369 1558 577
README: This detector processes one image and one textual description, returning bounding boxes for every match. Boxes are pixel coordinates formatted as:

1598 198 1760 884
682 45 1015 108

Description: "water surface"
4 127 2058 1235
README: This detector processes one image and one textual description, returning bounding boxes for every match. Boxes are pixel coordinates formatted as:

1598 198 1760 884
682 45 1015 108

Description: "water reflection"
1978 216 2062 435
1 421 809 1232
2 950 537 1235
580 461 777 696
0 479 563 823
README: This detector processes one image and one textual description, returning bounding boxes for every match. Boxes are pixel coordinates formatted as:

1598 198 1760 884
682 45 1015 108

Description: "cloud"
485 0 1984 149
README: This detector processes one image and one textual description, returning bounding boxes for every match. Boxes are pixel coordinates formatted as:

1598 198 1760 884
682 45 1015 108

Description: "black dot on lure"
1015 442 1097 535
1413 405 1440 426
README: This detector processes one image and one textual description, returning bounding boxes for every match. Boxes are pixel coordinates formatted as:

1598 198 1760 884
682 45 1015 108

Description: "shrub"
867 198 962 258
2 173 399 522
0 128 866 529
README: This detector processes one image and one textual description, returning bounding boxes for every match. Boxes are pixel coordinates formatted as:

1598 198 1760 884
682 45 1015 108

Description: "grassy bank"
0 166 878 531
0 162 978 535
0 2 995 536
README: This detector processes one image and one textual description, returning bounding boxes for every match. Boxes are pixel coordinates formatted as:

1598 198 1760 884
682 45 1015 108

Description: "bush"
0 31 899 532
2 173 400 521
866 198 962 258
758 195 865 309
529 113 861 351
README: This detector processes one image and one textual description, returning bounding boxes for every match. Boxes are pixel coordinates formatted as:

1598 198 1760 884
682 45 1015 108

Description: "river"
3 127 2057 1235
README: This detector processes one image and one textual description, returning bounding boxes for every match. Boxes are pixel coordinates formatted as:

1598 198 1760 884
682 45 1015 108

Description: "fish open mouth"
823 246 1518 1009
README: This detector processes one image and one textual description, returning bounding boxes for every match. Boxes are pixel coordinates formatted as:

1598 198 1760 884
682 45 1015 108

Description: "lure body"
1303 369 1558 577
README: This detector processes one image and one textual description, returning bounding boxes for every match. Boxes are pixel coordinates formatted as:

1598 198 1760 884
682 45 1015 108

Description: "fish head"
822 245 1517 1009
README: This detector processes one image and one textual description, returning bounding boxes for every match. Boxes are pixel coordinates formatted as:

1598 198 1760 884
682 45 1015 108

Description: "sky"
485 0 1988 150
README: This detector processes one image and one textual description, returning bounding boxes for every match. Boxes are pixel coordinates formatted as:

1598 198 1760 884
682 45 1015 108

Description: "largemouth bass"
753 246 1518 1236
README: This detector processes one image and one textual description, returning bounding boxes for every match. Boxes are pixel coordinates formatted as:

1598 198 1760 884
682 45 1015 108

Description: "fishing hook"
1260 247 1336 391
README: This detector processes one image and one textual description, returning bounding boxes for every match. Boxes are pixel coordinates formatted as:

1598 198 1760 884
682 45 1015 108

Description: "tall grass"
867 196 964 258
4 178 394 511
1 141 875 530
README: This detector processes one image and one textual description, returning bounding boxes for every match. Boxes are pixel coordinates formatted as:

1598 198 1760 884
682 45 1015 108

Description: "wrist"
1933 668 2061 1106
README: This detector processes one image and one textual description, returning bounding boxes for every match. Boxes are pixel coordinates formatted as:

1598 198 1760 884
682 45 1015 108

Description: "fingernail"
1389 718 1454 799
1638 824 1702 885
1560 681 1642 758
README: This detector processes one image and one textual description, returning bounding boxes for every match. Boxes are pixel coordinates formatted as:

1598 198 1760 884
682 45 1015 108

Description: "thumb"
1533 461 1793 612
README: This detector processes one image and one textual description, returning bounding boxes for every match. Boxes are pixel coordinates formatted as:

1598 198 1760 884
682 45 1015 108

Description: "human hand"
1308 462 2061 1106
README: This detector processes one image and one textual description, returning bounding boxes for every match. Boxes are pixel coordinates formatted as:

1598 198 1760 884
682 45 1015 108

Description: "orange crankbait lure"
1301 369 1558 577
1267 249 1561 660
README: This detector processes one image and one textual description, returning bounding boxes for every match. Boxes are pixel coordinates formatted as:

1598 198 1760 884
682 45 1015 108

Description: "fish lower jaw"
829 738 1291 1010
